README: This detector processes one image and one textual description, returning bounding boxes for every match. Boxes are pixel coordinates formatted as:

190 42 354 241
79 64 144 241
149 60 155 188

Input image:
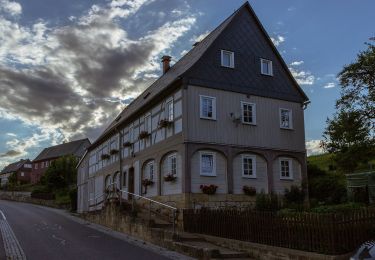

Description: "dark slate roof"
90 2 308 149
1 159 30 174
33 138 91 162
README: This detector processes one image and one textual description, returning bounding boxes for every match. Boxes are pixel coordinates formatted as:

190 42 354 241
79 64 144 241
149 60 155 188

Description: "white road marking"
0 210 26 259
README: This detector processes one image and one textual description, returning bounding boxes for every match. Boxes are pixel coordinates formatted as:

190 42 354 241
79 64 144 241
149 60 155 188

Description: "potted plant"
110 149 119 155
101 154 110 160
142 178 154 187
123 141 132 147
200 184 218 195
243 185 257 196
139 131 150 139
158 119 173 128
164 173 177 182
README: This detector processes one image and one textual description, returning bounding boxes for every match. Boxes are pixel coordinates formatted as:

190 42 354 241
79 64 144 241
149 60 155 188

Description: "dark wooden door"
128 167 134 200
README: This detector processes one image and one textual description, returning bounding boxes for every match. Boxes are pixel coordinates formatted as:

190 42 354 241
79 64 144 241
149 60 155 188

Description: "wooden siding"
191 150 228 194
186 85 305 152
272 157 302 194
232 153 268 194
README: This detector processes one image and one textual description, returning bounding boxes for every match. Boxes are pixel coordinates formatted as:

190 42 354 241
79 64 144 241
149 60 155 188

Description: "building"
0 159 32 186
31 139 91 184
77 2 309 213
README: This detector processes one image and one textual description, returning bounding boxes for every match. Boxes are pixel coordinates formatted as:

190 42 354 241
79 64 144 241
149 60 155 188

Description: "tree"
322 110 374 172
337 42 375 124
43 155 78 190
7 172 18 189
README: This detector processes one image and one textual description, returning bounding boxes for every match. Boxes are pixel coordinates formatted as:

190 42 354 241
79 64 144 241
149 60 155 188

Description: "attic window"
143 92 151 99
260 58 273 76
115 116 121 122
221 50 234 68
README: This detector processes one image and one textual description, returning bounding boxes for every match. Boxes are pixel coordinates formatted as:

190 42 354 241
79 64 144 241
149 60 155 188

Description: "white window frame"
144 113 152 133
279 108 293 129
20 172 24 177
241 102 256 125
146 161 154 180
221 50 234 68
279 158 293 180
168 154 177 176
34 163 38 170
199 95 216 120
241 155 257 178
166 98 174 122
199 151 216 177
260 58 273 76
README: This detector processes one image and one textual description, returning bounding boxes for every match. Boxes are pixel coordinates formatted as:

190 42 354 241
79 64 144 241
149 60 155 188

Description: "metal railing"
118 188 178 234
87 182 178 234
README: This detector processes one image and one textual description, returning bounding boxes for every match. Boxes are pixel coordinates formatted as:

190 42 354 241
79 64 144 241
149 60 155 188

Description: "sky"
0 0 374 169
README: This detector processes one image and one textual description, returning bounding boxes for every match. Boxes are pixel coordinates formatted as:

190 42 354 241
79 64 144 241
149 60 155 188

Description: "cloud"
306 140 324 156
323 82 335 89
190 30 210 43
0 0 196 144
287 6 296 12
271 35 285 46
289 67 315 85
290 61 304 66
0 0 22 16
0 149 22 158
6 133 17 137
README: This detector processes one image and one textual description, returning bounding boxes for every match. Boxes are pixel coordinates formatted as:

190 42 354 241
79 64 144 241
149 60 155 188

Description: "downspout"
115 127 123 204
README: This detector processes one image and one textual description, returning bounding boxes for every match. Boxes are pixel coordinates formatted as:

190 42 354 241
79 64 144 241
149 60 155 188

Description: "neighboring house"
0 159 33 186
77 2 309 213
31 139 91 184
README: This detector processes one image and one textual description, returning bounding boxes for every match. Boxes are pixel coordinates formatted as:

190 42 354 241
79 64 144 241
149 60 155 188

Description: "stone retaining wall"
0 193 69 210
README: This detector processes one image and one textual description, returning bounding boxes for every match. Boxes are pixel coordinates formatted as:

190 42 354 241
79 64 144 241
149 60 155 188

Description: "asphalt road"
0 200 182 260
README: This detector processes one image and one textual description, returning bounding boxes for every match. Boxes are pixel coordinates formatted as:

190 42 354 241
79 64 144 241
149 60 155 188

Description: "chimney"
161 55 171 74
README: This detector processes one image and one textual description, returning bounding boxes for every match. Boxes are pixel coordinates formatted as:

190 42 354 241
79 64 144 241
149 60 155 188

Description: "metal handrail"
119 189 177 210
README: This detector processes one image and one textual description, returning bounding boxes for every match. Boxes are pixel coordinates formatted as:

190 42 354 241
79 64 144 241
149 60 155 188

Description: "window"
169 154 177 175
260 58 273 76
280 158 293 179
241 102 256 125
34 163 38 170
146 161 154 180
221 50 234 68
166 99 174 121
200 152 216 176
41 162 44 168
280 108 293 129
122 171 127 187
144 114 151 133
45 161 49 167
242 155 256 178
200 95 216 120
20 172 24 177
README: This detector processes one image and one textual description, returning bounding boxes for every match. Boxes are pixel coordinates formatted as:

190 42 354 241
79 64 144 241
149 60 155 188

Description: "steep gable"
185 3 308 103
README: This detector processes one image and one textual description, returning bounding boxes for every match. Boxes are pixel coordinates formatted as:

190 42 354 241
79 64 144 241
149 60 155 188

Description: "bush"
200 184 218 195
255 192 280 211
284 185 305 204
69 188 77 211
31 186 55 200
311 203 365 213
243 185 256 196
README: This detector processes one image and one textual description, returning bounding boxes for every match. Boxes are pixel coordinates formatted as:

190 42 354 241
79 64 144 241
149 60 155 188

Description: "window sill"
200 173 217 177
280 177 294 181
242 176 257 179
261 73 273 77
221 65 235 69
280 127 294 130
200 116 216 121
242 122 257 126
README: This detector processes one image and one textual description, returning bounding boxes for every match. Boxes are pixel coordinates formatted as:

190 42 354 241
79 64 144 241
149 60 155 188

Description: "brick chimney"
161 55 171 74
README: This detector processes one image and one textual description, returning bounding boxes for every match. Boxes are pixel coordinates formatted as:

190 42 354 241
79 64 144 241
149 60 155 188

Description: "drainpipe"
115 127 123 204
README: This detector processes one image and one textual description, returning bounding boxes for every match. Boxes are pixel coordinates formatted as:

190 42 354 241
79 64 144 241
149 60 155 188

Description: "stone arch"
113 171 120 190
160 150 181 196
141 158 156 197
104 174 112 191
190 148 228 194
232 152 268 194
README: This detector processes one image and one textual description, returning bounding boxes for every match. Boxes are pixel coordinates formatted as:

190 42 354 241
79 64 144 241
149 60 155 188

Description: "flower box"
200 184 218 195
164 174 177 182
158 119 173 128
110 149 119 155
101 154 110 160
243 185 256 196
142 178 154 187
123 141 132 147
139 131 150 139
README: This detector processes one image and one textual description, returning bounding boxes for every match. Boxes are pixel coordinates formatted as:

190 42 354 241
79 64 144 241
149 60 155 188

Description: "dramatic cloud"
0 149 22 158
0 0 196 144
323 82 335 89
306 140 324 156
0 0 22 16
290 61 304 66
271 35 285 46
289 67 315 85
